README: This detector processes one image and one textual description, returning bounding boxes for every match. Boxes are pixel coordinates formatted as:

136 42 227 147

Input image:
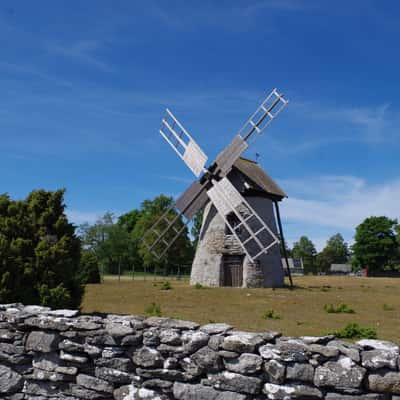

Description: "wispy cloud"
148 1 316 32
0 61 73 88
47 40 111 71
293 100 397 144
263 135 345 156
281 175 400 230
339 103 391 142
243 0 315 16
159 175 194 185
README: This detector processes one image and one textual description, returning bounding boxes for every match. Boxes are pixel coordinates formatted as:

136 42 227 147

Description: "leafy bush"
330 323 377 339
261 309 281 320
145 303 162 317
79 251 101 284
383 303 395 311
160 281 172 290
0 190 83 309
324 303 355 314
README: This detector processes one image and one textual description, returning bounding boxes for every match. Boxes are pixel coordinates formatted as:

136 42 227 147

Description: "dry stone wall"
0 303 399 399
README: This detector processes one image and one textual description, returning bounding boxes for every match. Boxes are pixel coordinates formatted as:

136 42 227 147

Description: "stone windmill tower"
191 157 287 288
142 89 293 288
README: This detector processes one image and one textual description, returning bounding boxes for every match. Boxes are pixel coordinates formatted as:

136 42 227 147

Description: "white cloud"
281 175 400 231
66 210 104 225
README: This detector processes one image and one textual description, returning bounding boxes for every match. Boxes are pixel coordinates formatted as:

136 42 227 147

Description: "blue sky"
1 1 399 250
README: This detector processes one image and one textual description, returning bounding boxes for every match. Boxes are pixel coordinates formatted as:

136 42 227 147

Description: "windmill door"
222 255 244 287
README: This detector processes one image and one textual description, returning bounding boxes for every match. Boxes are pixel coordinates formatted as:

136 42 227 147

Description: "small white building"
281 258 304 275
330 264 352 275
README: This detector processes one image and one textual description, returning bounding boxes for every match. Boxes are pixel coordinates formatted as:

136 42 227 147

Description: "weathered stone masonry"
0 303 399 399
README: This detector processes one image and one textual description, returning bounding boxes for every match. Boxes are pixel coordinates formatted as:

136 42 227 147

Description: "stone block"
25 331 59 353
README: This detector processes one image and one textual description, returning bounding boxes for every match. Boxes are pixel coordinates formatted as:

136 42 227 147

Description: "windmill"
142 88 292 287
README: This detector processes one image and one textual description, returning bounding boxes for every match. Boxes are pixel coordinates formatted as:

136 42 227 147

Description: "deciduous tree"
352 216 398 274
79 212 134 274
132 195 193 268
191 209 204 249
292 236 317 274
317 233 350 273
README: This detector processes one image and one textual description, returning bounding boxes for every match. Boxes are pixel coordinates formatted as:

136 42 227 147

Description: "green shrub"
38 283 72 309
324 303 355 314
160 281 172 290
383 303 395 311
79 251 101 284
145 303 162 317
261 309 281 320
194 283 205 289
330 323 377 339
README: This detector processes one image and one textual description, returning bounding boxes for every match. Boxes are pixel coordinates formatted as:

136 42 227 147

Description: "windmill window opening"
225 212 242 235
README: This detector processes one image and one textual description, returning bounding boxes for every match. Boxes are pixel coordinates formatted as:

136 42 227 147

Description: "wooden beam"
274 200 293 288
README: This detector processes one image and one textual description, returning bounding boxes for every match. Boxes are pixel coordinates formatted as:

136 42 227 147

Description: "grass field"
82 276 400 343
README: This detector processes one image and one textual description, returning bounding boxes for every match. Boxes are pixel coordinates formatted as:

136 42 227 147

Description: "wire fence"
101 264 192 282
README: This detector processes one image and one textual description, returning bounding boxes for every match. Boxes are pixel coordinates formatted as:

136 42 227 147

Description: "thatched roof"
232 157 287 200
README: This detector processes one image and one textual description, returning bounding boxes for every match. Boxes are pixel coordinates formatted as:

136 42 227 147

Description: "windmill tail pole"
274 200 293 288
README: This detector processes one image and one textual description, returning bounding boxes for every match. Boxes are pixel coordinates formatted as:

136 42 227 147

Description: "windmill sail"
213 89 288 179
159 109 208 177
142 205 191 260
175 180 210 220
142 180 209 259
239 89 288 145
214 135 248 177
207 177 280 262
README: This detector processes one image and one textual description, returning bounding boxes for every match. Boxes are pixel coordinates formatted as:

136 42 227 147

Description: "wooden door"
222 255 243 287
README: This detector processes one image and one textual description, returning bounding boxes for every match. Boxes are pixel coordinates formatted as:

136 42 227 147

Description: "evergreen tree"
0 190 82 308
79 250 101 284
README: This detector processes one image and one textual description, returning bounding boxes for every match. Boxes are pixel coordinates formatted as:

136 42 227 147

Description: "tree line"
287 217 400 275
79 197 400 277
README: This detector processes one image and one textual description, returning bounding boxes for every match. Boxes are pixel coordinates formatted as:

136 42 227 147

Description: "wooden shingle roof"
232 157 287 200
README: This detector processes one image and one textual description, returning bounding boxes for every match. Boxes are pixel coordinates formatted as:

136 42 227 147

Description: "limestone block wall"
0 303 399 399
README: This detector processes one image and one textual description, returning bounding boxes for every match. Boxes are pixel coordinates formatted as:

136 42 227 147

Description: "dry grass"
82 276 400 343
